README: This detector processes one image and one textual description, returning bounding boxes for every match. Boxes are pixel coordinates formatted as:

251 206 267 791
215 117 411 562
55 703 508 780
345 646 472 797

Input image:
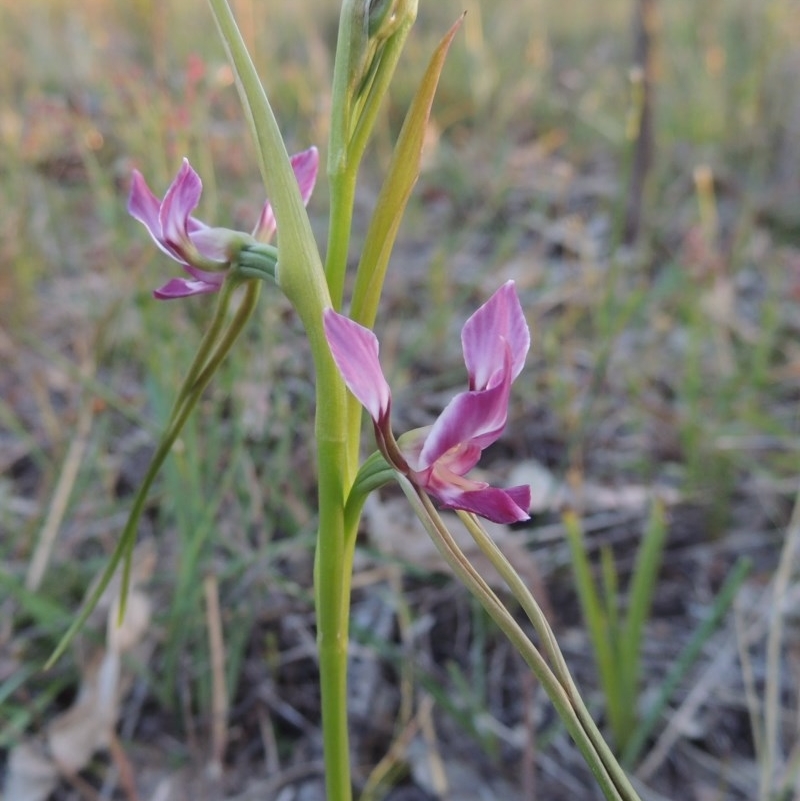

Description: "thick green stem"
315 431 353 801
207 7 355 797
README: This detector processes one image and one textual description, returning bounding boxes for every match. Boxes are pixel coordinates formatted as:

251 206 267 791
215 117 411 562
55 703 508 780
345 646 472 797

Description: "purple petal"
159 159 204 256
504 484 532 512
128 171 164 239
417 383 509 470
435 483 531 524
253 147 320 242
182 263 227 284
128 166 210 264
292 146 320 205
323 310 391 424
417 343 514 470
418 460 531 523
462 281 530 390
153 277 221 299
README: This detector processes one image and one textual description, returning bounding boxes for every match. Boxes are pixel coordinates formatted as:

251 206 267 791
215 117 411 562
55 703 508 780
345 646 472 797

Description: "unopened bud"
368 0 410 38
330 0 418 170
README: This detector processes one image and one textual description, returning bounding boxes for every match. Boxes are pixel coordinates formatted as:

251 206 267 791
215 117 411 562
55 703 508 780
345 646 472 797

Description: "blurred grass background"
1 0 800 798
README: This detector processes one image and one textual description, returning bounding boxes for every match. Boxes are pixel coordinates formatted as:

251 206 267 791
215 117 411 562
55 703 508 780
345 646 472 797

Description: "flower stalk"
48 276 260 667
207 5 356 799
395 477 628 801
456 510 644 801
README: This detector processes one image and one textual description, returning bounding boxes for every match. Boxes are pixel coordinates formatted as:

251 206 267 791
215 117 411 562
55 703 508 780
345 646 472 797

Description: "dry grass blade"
760 486 800 799
25 351 96 593
204 573 229 781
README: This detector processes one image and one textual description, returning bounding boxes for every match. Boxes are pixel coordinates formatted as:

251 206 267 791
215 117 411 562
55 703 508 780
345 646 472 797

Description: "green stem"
397 479 624 801
47 279 260 668
309 375 355 801
314 442 353 801
206 10 355 797
325 147 359 312
456 511 570 681
456 510 643 801
167 278 241 421
166 279 253 423
120 279 260 610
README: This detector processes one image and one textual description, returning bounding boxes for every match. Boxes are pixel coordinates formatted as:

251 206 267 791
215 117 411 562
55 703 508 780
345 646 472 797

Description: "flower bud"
368 0 409 38
330 0 418 167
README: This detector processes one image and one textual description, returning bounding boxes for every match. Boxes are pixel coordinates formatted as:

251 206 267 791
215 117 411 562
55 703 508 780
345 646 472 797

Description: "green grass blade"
619 499 668 719
621 556 751 768
564 511 624 745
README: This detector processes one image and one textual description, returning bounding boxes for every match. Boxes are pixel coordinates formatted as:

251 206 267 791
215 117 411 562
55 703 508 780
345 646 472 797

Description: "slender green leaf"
621 499 668 697
0 571 71 631
564 512 623 742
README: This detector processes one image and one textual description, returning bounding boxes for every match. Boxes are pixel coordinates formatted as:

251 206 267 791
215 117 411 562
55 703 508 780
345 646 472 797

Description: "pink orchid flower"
128 147 319 299
324 281 532 524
